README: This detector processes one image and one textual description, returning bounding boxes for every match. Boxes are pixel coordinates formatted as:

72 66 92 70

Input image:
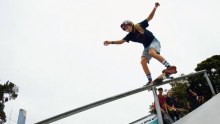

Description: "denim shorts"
142 38 161 62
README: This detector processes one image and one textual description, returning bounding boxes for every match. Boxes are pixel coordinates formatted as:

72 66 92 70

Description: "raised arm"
146 2 160 22
104 40 126 46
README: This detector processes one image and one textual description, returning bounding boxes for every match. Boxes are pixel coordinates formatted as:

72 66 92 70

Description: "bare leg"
140 57 150 75
149 48 165 63
141 57 153 84
149 48 176 74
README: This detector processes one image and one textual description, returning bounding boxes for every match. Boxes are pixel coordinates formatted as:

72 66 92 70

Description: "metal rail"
36 70 208 124
129 114 156 124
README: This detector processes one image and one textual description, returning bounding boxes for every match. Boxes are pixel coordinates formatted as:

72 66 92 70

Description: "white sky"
0 0 220 123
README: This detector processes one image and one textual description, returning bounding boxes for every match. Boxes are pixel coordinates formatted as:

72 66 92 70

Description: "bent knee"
141 57 148 65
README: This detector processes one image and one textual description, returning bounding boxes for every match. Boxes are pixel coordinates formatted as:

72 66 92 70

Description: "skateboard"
152 66 177 85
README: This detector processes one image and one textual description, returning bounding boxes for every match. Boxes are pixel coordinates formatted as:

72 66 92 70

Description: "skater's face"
122 24 133 32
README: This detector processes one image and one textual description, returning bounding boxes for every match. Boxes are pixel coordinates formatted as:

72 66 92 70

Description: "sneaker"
144 81 152 86
162 66 177 74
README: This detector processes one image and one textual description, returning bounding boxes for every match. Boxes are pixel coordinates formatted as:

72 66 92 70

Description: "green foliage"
149 104 155 114
170 78 188 107
0 107 6 123
0 81 19 123
195 55 220 94
170 55 220 107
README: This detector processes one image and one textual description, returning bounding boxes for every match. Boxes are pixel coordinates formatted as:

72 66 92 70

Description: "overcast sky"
0 0 220 124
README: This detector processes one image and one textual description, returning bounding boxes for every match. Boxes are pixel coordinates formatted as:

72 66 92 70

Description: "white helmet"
120 20 134 30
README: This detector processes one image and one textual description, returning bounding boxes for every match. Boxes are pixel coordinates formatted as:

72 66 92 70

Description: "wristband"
111 41 115 44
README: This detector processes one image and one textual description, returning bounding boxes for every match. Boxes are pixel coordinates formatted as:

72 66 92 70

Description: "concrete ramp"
174 93 220 124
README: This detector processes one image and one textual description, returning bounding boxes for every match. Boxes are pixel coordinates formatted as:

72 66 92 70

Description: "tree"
185 55 220 101
0 81 19 123
195 55 220 94
170 76 189 107
171 55 220 106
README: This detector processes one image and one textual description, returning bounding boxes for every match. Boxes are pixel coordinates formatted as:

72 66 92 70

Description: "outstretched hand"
155 2 160 8
104 41 110 46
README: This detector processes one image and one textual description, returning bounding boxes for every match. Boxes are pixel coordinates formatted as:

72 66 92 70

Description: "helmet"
120 20 134 30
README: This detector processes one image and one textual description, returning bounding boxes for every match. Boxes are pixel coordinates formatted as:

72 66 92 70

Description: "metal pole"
204 72 216 96
152 86 163 124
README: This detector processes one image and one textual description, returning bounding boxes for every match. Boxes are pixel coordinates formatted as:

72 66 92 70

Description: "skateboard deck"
152 66 177 85
152 73 167 85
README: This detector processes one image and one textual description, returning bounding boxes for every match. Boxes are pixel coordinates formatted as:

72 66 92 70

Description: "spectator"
166 90 180 121
153 88 168 124
173 96 188 118
153 88 167 112
186 84 199 112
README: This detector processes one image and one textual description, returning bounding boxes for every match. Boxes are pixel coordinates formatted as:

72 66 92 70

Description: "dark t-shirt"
173 100 183 109
122 19 155 48
166 96 174 107
187 87 199 109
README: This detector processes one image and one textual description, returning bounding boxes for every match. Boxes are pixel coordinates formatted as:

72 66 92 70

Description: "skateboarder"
103 2 176 85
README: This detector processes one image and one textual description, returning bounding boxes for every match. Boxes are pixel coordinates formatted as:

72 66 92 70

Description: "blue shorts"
142 38 161 62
